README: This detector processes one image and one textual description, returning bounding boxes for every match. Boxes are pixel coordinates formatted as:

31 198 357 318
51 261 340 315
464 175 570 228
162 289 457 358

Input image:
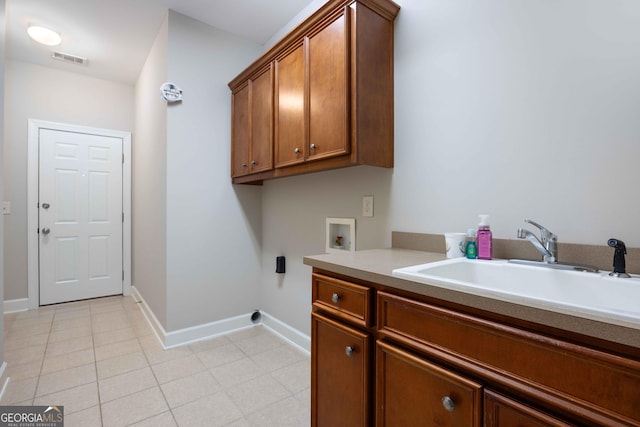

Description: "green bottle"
465 228 477 259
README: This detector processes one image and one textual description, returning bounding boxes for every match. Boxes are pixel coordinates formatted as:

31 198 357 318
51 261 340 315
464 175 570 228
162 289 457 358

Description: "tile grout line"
135 319 179 427
31 305 56 405
89 301 106 427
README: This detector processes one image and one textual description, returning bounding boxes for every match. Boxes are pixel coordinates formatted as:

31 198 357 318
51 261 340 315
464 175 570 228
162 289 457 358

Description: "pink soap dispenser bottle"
477 214 493 260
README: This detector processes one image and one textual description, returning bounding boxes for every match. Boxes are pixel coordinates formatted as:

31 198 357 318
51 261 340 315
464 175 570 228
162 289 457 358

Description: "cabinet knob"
441 396 455 412
310 143 317 150
345 346 354 357
331 293 341 303
242 163 248 168
251 160 256 165
294 148 300 154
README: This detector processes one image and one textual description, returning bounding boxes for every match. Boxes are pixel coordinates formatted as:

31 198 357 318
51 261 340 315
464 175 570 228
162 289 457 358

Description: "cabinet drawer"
312 273 373 327
376 340 482 427
377 291 640 426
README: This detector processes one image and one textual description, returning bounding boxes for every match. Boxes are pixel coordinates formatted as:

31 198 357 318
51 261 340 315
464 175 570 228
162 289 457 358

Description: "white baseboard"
4 298 29 314
131 286 310 352
261 311 310 354
0 362 9 402
131 286 168 348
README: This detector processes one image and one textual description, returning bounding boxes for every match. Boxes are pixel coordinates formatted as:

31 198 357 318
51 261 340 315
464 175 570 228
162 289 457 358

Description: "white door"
39 129 123 305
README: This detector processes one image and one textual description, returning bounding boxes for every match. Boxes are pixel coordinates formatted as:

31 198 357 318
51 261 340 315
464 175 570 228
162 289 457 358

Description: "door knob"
42 203 50 209
42 228 51 235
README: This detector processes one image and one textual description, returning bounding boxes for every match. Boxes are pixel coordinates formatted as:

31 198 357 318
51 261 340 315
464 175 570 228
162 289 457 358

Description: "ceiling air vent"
51 51 88 65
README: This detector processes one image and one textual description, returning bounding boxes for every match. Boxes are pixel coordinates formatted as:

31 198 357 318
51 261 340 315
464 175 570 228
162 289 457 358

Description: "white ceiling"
5 0 315 84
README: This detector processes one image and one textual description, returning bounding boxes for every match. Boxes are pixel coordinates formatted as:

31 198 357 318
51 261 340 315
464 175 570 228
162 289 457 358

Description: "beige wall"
3 60 134 302
164 11 263 331
133 15 169 328
1 0 7 366
388 0 640 245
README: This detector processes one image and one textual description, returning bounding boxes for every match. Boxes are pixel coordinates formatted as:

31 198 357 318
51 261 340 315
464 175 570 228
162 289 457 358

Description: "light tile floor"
1 296 310 426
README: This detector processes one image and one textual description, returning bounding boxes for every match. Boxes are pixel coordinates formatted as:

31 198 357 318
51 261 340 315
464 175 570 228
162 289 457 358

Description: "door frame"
27 119 132 309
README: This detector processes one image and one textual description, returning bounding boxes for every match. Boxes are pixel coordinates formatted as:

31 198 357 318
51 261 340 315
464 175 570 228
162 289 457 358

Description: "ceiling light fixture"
27 25 62 46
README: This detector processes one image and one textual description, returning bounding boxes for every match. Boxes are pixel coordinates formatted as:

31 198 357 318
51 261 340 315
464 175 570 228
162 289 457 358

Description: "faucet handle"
524 219 557 241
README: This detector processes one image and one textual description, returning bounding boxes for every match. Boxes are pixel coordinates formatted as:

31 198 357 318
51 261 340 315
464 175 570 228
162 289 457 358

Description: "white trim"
131 286 166 347
131 286 310 352
164 314 255 349
261 311 311 354
0 362 9 402
27 119 132 308
3 298 29 313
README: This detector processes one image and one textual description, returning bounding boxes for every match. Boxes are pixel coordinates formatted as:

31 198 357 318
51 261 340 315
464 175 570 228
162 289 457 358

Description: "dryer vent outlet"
251 310 261 323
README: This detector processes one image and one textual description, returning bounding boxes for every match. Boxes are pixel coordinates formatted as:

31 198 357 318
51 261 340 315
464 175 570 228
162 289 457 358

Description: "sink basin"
392 258 640 328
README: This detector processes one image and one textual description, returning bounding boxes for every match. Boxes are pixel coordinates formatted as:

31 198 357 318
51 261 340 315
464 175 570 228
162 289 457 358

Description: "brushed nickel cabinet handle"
442 396 455 412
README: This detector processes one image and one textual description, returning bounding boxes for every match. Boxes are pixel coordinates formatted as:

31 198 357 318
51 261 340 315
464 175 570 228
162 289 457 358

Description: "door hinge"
122 212 124 222
122 270 125 281
122 153 125 164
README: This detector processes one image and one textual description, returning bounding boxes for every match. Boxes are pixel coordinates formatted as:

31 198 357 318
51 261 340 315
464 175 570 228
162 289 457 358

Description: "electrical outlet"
362 196 374 217
2 201 10 215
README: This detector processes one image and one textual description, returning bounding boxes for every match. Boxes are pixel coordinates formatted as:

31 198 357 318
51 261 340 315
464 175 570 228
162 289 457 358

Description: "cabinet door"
275 43 305 168
484 390 573 427
307 8 350 161
249 66 273 173
231 83 250 177
376 340 482 427
312 312 371 427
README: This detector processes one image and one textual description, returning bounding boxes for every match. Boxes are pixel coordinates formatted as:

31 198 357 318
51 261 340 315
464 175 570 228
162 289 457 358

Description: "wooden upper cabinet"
230 65 273 178
275 43 305 168
229 0 399 184
250 67 274 174
306 9 349 161
231 83 251 177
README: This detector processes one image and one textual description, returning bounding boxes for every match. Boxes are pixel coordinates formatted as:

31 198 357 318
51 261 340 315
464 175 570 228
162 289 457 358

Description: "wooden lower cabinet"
375 341 575 427
311 312 371 427
484 390 573 427
311 270 640 427
376 340 482 427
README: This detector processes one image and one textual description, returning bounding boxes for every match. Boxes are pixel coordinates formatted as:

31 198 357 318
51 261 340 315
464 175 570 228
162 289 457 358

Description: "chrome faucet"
517 219 557 263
